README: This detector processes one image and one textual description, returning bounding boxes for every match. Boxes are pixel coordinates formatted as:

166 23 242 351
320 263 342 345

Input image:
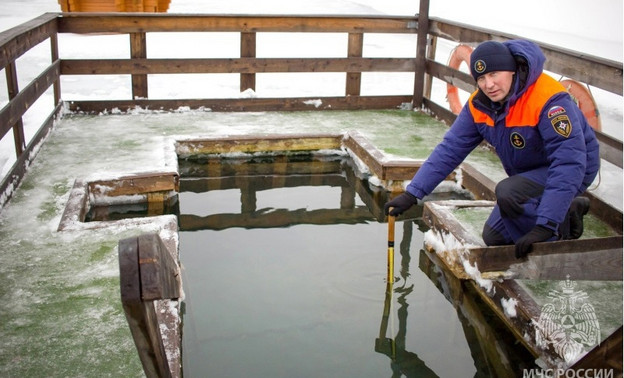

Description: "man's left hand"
514 225 554 259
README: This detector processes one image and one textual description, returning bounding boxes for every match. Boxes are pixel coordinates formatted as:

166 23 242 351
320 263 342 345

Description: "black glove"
384 192 419 217
514 225 554 259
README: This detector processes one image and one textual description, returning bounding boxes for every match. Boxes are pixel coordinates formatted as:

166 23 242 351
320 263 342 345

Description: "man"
384 39 600 258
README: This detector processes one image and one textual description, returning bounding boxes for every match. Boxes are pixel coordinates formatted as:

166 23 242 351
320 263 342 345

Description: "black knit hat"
470 41 517 79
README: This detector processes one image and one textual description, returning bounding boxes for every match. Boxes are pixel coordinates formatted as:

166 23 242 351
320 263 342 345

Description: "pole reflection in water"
375 221 438 377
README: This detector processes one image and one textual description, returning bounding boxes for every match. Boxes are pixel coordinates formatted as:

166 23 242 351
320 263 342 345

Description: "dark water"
176 154 536 377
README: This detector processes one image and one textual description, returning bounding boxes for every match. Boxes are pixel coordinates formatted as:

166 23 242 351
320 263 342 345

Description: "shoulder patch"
547 105 566 118
551 115 572 138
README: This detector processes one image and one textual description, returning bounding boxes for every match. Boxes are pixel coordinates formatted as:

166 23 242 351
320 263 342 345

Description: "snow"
501 297 518 318
0 0 622 375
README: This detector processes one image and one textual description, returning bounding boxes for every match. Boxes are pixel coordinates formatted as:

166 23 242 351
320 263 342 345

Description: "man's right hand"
384 192 419 216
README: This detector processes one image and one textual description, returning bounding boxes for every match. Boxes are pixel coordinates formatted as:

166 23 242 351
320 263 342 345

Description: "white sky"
1 0 622 60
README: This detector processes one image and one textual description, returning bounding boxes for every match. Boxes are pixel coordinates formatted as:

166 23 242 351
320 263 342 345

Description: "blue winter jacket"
406 39 600 229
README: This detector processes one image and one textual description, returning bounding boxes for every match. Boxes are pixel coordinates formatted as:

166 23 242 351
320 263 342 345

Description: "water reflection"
375 220 438 377
176 153 535 377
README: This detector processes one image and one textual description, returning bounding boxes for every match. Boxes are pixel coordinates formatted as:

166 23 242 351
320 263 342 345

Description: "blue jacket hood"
503 39 546 97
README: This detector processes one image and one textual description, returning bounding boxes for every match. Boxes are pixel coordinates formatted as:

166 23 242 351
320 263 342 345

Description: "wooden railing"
0 7 622 209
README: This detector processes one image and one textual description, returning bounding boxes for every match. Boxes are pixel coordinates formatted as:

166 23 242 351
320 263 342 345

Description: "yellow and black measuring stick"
387 209 395 284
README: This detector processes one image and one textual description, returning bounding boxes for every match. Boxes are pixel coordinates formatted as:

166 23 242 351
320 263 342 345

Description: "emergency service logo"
535 276 600 364
474 59 486 74
551 115 572 138
510 132 525 149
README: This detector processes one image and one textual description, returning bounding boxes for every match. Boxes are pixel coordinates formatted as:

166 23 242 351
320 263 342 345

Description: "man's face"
476 71 515 103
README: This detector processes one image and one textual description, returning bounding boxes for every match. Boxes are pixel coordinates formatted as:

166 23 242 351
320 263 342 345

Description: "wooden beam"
0 61 60 140
57 14 419 34
130 32 148 99
176 133 343 156
0 103 62 210
59 57 418 74
64 95 414 113
136 233 180 301
459 162 496 201
468 236 623 281
88 171 179 199
567 326 623 375
4 61 26 157
412 0 430 108
240 32 256 92
346 33 363 96
0 13 57 68
119 233 179 378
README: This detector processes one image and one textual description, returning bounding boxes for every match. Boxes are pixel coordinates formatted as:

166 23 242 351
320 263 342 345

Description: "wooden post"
130 32 148 99
423 35 437 101
412 0 430 109
50 32 61 106
346 32 363 96
240 32 256 92
5 62 26 158
119 233 180 378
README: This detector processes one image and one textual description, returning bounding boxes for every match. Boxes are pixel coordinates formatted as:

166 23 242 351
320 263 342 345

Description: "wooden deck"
0 4 622 376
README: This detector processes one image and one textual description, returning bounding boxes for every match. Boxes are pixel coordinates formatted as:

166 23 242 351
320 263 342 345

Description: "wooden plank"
585 190 623 232
63 95 414 113
0 13 57 68
179 161 346 181
568 326 623 374
426 58 476 94
595 129 623 169
130 32 148 99
119 236 141 302
469 236 623 280
0 102 61 211
57 14 419 34
59 57 418 74
177 133 343 156
240 32 256 92
381 160 424 181
459 162 496 201
0 61 60 140
137 233 180 301
342 131 385 178
88 172 179 198
346 33 363 96
118 235 173 378
412 0 430 108
4 61 26 157
468 279 562 362
423 200 492 247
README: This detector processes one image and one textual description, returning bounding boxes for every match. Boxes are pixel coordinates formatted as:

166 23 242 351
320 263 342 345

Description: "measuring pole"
387 212 395 284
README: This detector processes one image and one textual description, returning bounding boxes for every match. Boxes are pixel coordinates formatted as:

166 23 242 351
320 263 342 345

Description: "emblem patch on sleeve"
551 115 572 138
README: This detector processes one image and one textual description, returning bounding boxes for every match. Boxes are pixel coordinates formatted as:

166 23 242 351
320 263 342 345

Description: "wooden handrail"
0 10 622 211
